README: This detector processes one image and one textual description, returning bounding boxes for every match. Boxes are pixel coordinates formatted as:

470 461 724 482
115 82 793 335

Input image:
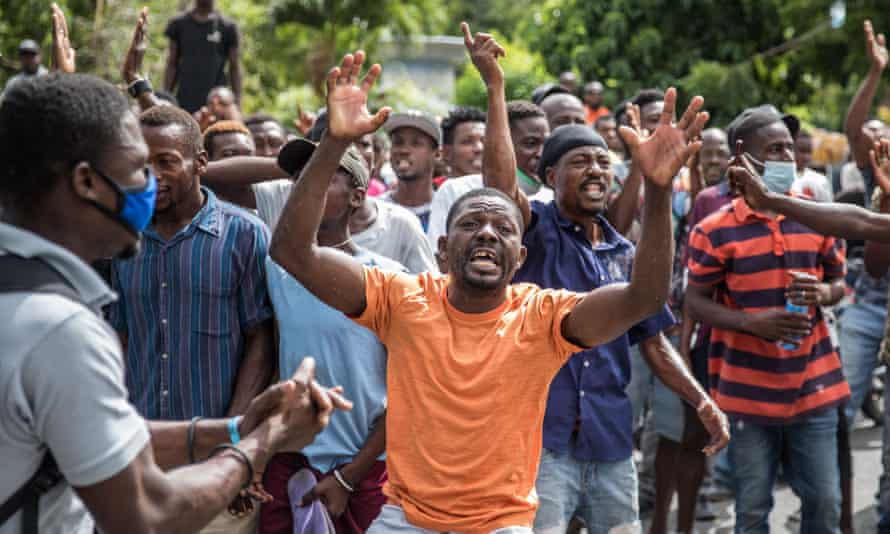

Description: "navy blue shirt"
514 201 675 462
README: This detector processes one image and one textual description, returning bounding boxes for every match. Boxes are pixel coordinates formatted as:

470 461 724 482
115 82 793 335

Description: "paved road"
640 418 883 533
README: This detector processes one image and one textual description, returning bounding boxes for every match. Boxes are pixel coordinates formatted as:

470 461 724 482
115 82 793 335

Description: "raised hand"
51 3 76 73
618 87 708 188
461 22 505 88
865 20 889 72
869 138 890 196
294 104 317 136
122 7 149 84
727 140 772 211
325 51 391 142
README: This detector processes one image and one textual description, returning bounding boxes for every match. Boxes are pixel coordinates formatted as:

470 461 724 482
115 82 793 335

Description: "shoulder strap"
0 254 74 533
0 255 82 305
0 454 62 533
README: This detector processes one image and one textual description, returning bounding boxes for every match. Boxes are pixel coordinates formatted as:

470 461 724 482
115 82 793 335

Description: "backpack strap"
0 254 77 533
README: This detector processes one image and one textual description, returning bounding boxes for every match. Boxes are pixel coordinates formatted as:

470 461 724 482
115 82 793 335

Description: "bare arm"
203 156 289 210
563 89 707 347
845 20 887 168
866 239 890 278
164 40 178 93
731 144 890 242
606 163 643 236
77 360 348 534
229 45 242 105
270 52 390 317
121 8 161 112
227 320 275 416
640 333 728 454
605 103 644 235
462 23 531 228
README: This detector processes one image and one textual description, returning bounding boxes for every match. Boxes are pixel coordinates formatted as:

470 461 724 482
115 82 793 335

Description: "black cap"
531 83 571 106
537 124 608 179
277 138 369 188
727 105 800 149
18 39 39 54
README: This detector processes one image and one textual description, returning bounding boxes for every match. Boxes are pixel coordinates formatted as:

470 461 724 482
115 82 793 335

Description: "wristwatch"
127 78 153 98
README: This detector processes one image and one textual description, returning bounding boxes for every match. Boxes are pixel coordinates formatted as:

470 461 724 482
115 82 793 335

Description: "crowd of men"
5 2 890 534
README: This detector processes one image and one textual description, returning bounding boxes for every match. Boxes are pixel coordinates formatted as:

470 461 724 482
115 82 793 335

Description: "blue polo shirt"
513 200 675 462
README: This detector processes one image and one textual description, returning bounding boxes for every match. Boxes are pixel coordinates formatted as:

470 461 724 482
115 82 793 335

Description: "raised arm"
605 103 645 235
269 51 390 317
463 23 532 228
845 20 888 168
562 89 708 347
50 3 75 73
121 8 161 111
732 139 890 242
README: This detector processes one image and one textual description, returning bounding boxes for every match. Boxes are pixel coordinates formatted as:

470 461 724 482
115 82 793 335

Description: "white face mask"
748 155 797 194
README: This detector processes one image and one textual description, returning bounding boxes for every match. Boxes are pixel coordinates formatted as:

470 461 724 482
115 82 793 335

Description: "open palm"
325 51 390 141
618 87 708 187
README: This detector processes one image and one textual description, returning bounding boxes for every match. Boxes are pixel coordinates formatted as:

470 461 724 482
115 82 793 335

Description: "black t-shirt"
165 12 239 113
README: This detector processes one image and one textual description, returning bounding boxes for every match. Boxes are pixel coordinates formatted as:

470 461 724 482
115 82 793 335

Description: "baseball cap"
531 83 570 106
18 39 39 54
383 110 442 147
277 138 369 189
537 124 608 179
727 105 800 149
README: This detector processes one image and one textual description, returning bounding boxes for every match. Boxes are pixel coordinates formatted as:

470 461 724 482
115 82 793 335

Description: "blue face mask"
90 167 157 235
747 155 797 194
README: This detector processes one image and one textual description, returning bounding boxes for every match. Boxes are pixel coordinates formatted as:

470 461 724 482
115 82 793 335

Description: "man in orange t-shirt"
268 24 711 533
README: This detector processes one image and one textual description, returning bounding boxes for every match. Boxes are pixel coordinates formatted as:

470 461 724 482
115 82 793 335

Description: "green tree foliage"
455 35 550 108
523 0 890 130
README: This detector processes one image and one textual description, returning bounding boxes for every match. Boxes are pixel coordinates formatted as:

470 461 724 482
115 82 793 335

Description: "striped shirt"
109 187 273 419
687 197 849 424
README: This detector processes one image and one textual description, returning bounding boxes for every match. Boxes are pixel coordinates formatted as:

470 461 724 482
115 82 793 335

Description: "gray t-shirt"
0 223 150 534
353 199 437 274
252 179 294 231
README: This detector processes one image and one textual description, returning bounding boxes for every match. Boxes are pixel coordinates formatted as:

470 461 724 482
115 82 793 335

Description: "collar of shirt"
517 168 541 193
731 195 787 225
144 186 223 243
0 221 115 311
548 202 631 252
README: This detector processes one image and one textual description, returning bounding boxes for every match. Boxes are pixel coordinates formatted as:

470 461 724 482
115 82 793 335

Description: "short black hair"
613 99 631 125
244 113 284 131
631 89 665 110
445 187 524 233
0 73 130 205
139 105 203 156
507 100 545 129
594 113 616 128
441 106 486 146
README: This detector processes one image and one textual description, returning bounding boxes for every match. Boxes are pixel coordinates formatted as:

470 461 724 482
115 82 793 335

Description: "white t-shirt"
0 223 150 534
792 168 833 203
353 199 437 274
427 174 553 247
252 179 294 231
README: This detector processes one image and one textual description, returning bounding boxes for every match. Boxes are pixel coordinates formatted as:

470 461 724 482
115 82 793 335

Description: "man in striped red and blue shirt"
686 105 849 534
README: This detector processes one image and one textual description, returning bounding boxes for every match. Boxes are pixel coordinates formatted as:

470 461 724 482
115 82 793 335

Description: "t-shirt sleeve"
164 16 179 42
237 220 274 331
627 305 676 346
517 288 585 365
820 236 846 282
224 19 240 51
686 224 726 287
352 266 409 340
22 312 150 486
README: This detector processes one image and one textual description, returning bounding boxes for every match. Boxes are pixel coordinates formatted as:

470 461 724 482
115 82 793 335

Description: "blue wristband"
227 416 242 445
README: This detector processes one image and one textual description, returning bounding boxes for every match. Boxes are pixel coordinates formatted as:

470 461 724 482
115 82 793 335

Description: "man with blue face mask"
685 105 850 533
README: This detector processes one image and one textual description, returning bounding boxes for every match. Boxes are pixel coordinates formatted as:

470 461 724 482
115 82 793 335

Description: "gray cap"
18 39 39 54
383 110 442 147
727 105 800 149
277 138 369 189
